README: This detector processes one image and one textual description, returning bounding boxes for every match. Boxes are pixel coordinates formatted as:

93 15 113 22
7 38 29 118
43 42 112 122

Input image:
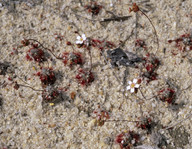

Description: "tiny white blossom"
126 78 141 93
76 34 86 44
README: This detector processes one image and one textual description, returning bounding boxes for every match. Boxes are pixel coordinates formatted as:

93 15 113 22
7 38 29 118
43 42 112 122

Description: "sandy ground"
0 0 192 149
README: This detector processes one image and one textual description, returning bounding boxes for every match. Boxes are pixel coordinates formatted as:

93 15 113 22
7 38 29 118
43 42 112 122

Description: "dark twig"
135 12 139 40
17 76 31 86
139 88 147 100
106 119 139 122
123 67 129 86
71 7 131 23
119 29 134 47
100 15 131 22
100 16 131 23
102 10 132 22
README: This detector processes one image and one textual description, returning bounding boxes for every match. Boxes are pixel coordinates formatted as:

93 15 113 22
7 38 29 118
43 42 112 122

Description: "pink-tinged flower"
76 34 86 45
126 78 141 93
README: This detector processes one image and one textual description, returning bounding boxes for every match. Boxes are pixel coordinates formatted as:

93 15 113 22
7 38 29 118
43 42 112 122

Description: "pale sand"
0 0 192 148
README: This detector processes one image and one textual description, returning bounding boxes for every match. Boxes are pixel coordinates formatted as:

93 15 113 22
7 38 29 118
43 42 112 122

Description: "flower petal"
82 34 86 40
126 86 131 90
128 81 132 85
133 78 138 84
77 36 81 40
130 88 135 93
76 40 82 44
135 84 140 88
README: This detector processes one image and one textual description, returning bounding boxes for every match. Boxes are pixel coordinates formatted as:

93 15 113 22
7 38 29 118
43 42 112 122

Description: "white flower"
126 78 140 93
76 34 86 44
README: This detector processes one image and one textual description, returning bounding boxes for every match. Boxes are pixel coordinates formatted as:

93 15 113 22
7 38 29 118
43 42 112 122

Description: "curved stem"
28 39 63 60
146 94 158 100
88 49 93 71
139 88 147 100
139 10 159 50
18 84 43 92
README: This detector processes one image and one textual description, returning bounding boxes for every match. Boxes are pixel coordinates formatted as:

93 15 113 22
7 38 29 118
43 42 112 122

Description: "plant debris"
107 48 143 67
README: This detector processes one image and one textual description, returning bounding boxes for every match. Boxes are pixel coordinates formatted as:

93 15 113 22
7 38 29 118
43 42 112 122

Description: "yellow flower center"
80 38 83 41
131 83 135 88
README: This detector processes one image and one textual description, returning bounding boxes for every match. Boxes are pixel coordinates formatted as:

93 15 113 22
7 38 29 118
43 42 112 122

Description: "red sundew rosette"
93 110 110 126
158 88 175 104
84 2 102 15
37 68 56 85
42 88 59 102
62 52 83 67
75 68 94 86
136 117 152 130
115 131 139 149
26 47 45 62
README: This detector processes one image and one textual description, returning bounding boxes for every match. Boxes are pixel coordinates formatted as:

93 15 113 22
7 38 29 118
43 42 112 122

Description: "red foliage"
91 39 115 50
13 82 20 90
136 117 153 133
129 3 140 13
75 68 94 86
11 48 18 55
26 45 46 63
42 87 59 102
168 33 192 55
8 77 12 81
158 88 175 104
62 52 83 67
21 39 30 46
142 53 160 83
66 41 72 45
54 33 64 41
115 131 140 149
135 39 147 50
93 107 110 126
37 67 56 86
84 2 102 15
